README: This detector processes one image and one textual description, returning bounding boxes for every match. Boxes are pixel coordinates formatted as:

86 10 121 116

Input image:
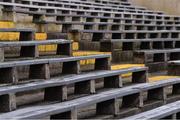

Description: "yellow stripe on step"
149 76 179 83
0 32 19 41
0 21 15 28
35 33 47 40
0 32 47 41
36 33 49 52
111 64 145 78
0 21 17 41
73 51 111 65
73 51 111 56
38 42 79 52
111 64 145 70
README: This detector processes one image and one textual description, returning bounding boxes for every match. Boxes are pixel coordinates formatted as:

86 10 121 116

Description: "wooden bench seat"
168 60 180 76
68 30 179 63
0 1 176 21
39 21 179 32
0 28 35 41
0 66 147 112
0 54 111 84
69 29 179 42
0 86 142 119
49 0 146 10
132 78 180 111
1 77 180 119
0 28 34 32
13 0 149 13
0 1 161 15
3 0 160 14
34 14 179 25
133 49 180 72
125 101 180 120
14 10 180 25
100 38 179 52
0 39 72 61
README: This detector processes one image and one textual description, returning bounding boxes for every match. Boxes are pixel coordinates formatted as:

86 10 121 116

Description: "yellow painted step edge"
111 64 145 78
149 76 180 83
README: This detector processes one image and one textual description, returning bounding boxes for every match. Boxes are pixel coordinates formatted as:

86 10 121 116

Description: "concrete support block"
81 33 93 41
148 87 166 101
168 64 180 76
172 114 177 120
100 42 113 52
139 92 144 108
113 51 134 63
44 86 67 102
133 53 145 64
33 14 46 22
104 75 122 88
140 42 152 50
95 57 110 70
29 64 50 79
19 31 35 41
62 61 80 74
56 43 72 56
50 109 77 120
75 80 95 94
164 41 174 49
104 33 112 40
47 32 67 40
35 24 47 33
97 99 119 115
148 62 167 73
79 41 100 51
163 114 176 120
0 67 18 84
132 70 148 83
153 42 164 49
154 53 165 62
176 113 180 119
170 52 180 60
0 48 4 62
0 94 16 113
172 83 180 95
2 11 16 22
68 31 80 42
122 93 140 108
20 45 39 58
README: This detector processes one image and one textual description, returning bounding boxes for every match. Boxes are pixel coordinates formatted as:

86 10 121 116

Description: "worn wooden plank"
125 101 180 120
